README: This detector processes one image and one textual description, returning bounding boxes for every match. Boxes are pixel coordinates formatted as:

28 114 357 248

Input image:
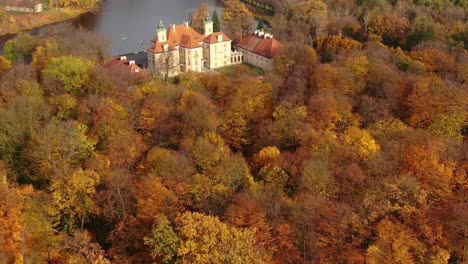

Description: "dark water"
0 0 222 55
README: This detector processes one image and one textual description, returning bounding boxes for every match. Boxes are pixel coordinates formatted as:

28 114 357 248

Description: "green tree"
2 33 38 63
41 55 92 96
144 214 180 264
428 109 466 139
257 19 264 30
407 16 436 48
212 10 221 32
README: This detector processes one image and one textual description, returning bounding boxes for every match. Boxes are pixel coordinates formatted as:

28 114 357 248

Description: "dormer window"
163 44 169 51
217 35 223 42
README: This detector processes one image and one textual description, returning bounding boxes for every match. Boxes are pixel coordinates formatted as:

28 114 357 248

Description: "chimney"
270 34 274 39
259 30 264 37
172 24 176 32
120 56 127 61
184 21 189 28
129 60 135 65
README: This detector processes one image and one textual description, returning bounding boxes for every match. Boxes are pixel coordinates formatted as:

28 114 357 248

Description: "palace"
147 16 243 77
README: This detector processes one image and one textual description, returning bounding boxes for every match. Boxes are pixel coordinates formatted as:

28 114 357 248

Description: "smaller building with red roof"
104 56 145 74
236 29 282 71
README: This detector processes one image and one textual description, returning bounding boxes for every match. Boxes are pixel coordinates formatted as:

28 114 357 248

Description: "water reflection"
0 0 221 55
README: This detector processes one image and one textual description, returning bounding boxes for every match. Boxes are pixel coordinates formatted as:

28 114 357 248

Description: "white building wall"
3 4 43 13
238 47 274 71
149 50 180 77
183 47 203 72
204 41 232 69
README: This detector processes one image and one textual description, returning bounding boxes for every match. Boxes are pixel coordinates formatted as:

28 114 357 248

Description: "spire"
157 20 165 30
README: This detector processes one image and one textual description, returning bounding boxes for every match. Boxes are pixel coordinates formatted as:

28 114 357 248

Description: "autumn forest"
0 0 467 263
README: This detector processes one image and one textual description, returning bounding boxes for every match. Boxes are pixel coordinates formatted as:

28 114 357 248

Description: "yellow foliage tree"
50 169 100 230
367 218 428 264
175 212 268 263
0 184 33 264
31 39 59 71
253 146 281 169
0 55 12 76
342 127 380 159
222 0 254 43
190 3 210 34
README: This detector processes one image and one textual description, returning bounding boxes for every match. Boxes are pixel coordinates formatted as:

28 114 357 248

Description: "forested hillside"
0 0 466 263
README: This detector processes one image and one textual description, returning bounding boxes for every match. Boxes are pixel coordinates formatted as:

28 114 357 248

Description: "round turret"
156 20 167 42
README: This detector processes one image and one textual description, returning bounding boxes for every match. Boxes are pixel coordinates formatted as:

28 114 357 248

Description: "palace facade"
147 17 243 77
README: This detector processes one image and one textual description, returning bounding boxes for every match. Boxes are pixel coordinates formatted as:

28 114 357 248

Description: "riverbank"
0 7 97 36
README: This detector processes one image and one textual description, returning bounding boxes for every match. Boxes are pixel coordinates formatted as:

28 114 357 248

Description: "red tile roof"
104 57 144 73
204 32 232 44
236 33 282 59
148 41 178 53
148 24 204 53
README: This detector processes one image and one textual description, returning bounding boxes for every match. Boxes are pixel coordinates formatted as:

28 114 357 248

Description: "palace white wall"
237 47 274 71
203 41 232 69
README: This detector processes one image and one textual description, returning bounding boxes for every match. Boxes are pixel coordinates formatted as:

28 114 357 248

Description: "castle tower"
204 16 213 36
156 20 167 42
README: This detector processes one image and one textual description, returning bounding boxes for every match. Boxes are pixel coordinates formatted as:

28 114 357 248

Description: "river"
0 0 222 55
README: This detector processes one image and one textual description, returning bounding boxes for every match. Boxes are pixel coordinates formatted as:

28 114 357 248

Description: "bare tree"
151 50 179 83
